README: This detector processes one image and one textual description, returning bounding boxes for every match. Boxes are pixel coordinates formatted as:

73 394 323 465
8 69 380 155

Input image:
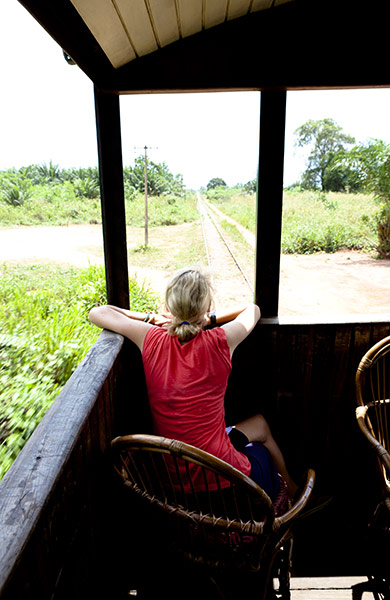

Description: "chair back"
111 434 276 572
111 433 315 580
356 336 390 501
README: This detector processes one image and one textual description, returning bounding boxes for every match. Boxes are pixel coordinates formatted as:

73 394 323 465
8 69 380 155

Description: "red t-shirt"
142 326 251 489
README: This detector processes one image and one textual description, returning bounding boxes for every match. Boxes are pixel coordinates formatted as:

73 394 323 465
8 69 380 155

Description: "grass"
282 190 378 253
207 189 379 253
124 193 199 227
207 187 255 233
127 222 207 271
0 182 102 226
0 185 198 227
0 263 159 480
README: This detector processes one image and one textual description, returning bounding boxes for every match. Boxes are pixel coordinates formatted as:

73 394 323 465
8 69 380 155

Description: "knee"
253 414 272 441
254 413 270 429
234 413 272 444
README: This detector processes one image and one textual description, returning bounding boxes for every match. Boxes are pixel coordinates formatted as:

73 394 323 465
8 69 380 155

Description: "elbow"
250 303 260 323
255 304 261 322
89 305 106 326
88 306 98 325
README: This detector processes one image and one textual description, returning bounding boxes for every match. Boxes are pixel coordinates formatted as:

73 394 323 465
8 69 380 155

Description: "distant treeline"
0 156 185 207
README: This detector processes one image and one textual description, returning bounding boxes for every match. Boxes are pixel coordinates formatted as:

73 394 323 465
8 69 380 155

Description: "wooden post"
94 87 129 308
255 90 286 317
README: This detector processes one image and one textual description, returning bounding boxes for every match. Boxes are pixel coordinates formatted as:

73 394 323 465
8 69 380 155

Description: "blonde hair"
165 267 214 341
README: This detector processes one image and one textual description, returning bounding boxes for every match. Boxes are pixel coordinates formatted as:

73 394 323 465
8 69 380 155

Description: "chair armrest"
275 468 315 526
356 406 390 473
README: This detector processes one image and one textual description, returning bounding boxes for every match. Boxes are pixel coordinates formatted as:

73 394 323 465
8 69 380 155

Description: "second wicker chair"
353 336 390 600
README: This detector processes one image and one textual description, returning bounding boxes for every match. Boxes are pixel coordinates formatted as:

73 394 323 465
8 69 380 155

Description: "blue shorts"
226 426 280 500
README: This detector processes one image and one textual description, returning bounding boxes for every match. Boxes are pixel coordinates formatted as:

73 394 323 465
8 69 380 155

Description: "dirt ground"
0 224 389 317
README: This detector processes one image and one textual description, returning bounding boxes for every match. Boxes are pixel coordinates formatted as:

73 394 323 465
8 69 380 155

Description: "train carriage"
1 0 390 597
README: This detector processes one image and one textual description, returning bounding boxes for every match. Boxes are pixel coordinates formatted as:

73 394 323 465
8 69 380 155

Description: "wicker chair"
111 433 315 599
353 336 390 600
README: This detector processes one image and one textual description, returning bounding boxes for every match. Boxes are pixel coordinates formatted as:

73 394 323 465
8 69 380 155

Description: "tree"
207 178 227 190
343 139 390 256
124 156 185 197
243 179 256 193
295 119 355 191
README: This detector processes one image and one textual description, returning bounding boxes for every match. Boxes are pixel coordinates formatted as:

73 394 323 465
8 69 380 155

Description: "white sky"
2 0 390 190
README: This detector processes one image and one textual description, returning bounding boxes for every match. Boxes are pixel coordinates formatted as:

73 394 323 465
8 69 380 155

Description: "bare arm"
221 303 260 356
88 306 171 351
204 305 248 327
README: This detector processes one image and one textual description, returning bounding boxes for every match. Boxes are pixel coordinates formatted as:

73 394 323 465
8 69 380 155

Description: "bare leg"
233 414 297 497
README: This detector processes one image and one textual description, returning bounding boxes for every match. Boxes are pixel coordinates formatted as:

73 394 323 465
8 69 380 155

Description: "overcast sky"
2 0 390 189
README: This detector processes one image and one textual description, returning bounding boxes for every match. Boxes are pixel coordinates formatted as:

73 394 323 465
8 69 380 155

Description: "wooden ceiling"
69 0 293 69
17 0 390 93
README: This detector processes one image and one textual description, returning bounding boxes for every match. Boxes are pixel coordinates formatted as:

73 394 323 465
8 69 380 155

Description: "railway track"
196 193 254 303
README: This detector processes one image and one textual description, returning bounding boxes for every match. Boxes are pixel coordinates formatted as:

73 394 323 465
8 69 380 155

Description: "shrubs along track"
0 263 159 479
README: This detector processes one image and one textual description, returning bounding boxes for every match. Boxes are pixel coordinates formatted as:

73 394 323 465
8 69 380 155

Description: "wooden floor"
290 577 369 599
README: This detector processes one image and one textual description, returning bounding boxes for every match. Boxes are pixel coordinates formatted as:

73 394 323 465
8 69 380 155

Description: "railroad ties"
196 193 254 307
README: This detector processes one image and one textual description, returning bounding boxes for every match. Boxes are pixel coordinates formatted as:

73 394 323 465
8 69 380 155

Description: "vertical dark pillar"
255 90 286 317
94 86 129 308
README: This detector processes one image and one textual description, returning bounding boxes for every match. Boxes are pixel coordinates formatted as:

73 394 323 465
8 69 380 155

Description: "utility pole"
134 145 158 248
144 145 149 248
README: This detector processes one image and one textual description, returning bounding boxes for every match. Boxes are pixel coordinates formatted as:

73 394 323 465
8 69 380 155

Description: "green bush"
206 188 256 232
0 184 198 227
0 182 102 226
0 263 159 479
281 191 377 253
0 173 33 206
125 192 198 227
0 162 191 227
207 189 378 253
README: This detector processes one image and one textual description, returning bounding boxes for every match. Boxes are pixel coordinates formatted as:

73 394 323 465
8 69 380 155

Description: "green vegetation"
0 187 198 227
206 185 255 231
207 177 227 190
282 190 377 254
0 264 159 480
294 120 390 256
341 139 390 257
294 118 358 192
0 160 194 227
123 193 198 228
207 187 378 254
124 156 185 197
128 223 207 271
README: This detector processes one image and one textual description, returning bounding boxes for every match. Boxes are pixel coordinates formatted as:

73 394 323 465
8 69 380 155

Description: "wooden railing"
0 330 144 599
0 317 389 596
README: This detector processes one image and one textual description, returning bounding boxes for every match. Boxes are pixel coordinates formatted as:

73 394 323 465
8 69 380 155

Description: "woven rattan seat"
111 433 315 599
353 336 390 600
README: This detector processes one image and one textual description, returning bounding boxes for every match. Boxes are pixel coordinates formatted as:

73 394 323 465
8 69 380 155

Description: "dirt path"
279 251 390 316
1 224 389 317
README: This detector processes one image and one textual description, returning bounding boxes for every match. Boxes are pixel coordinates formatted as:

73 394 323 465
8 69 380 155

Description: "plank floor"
290 577 369 599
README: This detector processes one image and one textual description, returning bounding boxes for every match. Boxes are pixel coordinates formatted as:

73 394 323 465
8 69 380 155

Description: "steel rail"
197 197 211 267
197 194 253 294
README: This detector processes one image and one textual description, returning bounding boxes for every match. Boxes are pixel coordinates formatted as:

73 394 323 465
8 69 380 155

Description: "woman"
89 267 296 500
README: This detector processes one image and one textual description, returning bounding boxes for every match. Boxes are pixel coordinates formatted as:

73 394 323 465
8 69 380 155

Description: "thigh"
233 414 270 444
242 442 280 500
